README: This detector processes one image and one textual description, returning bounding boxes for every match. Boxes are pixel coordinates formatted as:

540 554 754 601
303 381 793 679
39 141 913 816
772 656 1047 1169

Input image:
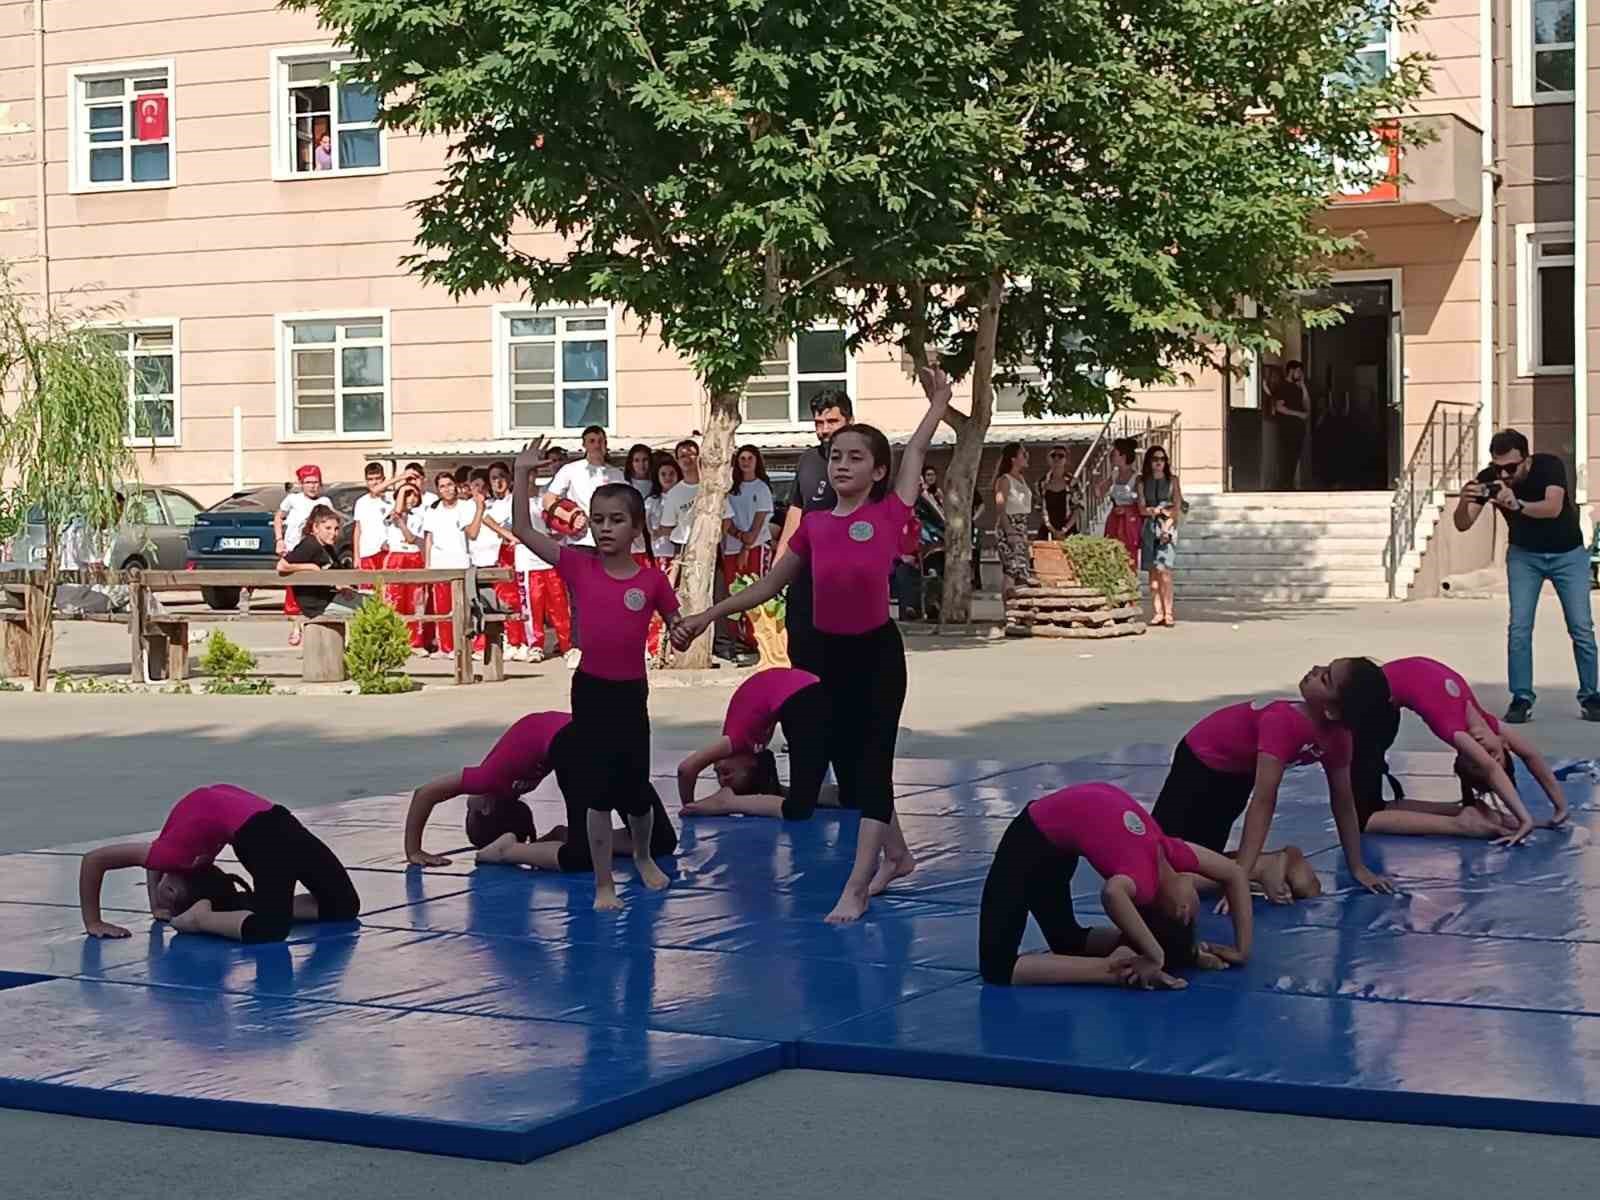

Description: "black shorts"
776 681 832 820
231 806 361 944
977 806 1090 986
549 721 677 873
567 670 653 818
1151 738 1254 853
1351 704 1405 830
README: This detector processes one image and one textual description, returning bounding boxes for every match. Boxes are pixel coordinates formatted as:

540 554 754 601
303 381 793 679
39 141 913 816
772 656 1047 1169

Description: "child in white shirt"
419 472 482 656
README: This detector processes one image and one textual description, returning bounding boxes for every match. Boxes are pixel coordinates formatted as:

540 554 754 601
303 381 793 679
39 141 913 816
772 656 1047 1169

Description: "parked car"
768 468 797 534
6 487 205 571
185 483 363 610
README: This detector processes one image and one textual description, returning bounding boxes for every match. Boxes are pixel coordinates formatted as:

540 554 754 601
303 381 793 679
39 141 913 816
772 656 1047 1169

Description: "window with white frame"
1518 226 1574 375
1516 0 1576 103
994 331 1108 417
280 315 389 438
100 325 179 444
501 308 613 432
272 50 383 177
742 327 850 423
1351 18 1392 83
69 63 173 191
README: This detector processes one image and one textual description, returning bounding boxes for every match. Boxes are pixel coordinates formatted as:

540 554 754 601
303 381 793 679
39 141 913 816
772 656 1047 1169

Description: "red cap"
295 465 322 483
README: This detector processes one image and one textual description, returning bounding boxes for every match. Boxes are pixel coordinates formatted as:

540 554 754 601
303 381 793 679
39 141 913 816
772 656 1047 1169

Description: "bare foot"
867 851 916 896
1284 847 1322 899
170 899 213 934
593 888 623 912
475 832 519 864
637 859 670 891
1254 850 1292 904
825 885 870 924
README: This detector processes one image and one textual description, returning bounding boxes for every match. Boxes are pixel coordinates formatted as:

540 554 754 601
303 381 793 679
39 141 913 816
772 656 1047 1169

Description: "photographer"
1454 429 1598 723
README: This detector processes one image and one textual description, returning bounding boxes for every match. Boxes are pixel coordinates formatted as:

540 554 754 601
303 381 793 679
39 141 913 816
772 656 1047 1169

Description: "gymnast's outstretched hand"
1351 865 1394 895
1123 954 1186 991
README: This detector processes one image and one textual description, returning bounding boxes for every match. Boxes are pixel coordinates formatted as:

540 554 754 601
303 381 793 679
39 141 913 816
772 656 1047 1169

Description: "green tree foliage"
344 593 416 693
199 630 273 695
0 263 140 688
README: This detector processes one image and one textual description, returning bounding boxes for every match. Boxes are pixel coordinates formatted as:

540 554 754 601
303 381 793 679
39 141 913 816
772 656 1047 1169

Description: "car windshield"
207 488 288 513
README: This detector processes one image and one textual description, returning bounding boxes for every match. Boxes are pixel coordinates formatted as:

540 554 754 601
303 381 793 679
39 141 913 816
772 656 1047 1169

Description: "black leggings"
820 620 906 824
785 565 823 675
978 807 1089 985
1351 704 1405 830
777 681 832 821
550 704 675 876
1151 738 1254 853
231 806 360 944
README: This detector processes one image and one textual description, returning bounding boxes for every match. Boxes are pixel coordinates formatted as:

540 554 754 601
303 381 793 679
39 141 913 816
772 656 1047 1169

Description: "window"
160 490 201 527
271 48 383 178
994 364 1043 416
496 307 614 433
742 327 851 424
1517 225 1575 375
1515 0 1575 104
68 62 174 192
278 313 390 439
126 493 164 527
99 324 179 445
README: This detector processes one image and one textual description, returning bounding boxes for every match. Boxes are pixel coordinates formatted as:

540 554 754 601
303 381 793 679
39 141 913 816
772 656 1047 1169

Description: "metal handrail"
1068 406 1183 535
1385 400 1479 598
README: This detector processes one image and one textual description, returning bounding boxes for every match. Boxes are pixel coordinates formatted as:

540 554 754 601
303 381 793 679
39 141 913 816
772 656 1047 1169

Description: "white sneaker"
527 647 546 664
563 648 582 669
506 645 524 662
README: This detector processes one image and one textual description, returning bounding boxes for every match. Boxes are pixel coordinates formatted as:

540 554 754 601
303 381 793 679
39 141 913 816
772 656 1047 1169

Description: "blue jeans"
1506 545 1598 704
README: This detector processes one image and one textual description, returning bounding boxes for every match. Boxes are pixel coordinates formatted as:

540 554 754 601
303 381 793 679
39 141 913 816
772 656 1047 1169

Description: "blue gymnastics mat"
2 748 1599 1159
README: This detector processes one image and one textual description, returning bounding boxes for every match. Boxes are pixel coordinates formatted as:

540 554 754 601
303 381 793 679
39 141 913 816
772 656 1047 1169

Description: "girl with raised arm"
510 439 681 911
79 784 360 942
979 782 1251 988
673 366 951 923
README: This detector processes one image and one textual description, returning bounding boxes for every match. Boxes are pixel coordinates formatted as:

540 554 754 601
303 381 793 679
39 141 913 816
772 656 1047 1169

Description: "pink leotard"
555 551 678 681
1184 699 1353 777
787 493 912 635
1382 657 1500 747
144 785 272 873
1027 783 1199 906
459 711 573 798
723 668 820 754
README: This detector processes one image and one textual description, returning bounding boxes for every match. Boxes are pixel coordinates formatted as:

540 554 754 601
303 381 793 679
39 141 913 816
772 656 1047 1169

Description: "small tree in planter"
344 595 415 694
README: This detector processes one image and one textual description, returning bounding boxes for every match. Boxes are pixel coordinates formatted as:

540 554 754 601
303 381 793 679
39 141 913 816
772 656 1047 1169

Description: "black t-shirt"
794 443 837 515
1503 453 1583 554
284 536 336 617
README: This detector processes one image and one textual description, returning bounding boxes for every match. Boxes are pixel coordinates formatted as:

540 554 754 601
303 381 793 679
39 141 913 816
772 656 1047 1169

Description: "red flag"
134 94 168 141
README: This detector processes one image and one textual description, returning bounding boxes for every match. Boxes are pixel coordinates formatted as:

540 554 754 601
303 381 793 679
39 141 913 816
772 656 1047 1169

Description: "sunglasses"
1492 461 1522 477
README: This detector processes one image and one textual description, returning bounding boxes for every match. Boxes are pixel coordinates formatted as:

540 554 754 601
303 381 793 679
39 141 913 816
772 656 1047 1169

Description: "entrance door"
1226 279 1399 491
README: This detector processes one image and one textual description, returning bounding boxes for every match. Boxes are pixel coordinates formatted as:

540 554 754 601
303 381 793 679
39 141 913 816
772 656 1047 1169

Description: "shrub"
344 594 415 694
730 573 786 623
200 629 273 695
1061 535 1137 602
51 673 131 694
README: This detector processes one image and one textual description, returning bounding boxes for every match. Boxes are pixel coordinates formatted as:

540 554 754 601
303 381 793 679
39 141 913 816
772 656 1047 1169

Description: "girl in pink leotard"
1352 656 1566 843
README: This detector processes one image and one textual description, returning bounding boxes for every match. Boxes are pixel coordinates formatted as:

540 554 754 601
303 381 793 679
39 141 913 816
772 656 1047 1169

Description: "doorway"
1227 276 1400 491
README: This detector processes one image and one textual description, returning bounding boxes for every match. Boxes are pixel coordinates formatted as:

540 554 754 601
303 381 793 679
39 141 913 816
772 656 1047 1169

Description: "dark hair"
1111 436 1138 466
730 749 786 798
469 467 492 486
1456 749 1519 805
396 482 422 507
1142 444 1173 482
1140 908 1198 971
650 451 682 499
464 796 537 849
452 465 473 485
995 441 1024 482
1332 657 1391 729
489 460 511 477
731 444 770 495
308 506 340 527
175 864 254 916
624 443 654 480
435 471 454 487
364 462 385 477
591 481 651 562
810 387 854 419
675 438 700 456
1489 429 1529 458
1285 359 1304 371
404 461 425 475
832 423 893 501
582 424 607 442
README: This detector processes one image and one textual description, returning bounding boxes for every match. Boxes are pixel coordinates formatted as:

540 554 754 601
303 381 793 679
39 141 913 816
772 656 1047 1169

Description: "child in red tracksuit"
351 463 392 589
514 489 572 662
384 483 430 651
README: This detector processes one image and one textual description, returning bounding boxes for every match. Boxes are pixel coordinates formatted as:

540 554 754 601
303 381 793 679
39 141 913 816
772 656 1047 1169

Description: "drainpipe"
1478 0 1494 465
1574 0 1590 506
33 0 48 303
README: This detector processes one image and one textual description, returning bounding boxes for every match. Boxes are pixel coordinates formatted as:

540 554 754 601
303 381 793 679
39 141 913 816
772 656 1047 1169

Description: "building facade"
0 1 1591 529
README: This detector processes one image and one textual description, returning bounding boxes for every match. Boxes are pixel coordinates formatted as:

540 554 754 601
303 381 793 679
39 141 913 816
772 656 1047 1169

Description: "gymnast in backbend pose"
1152 659 1396 907
674 365 951 923
403 710 678 869
78 784 360 942
676 667 836 818
508 438 683 910
1351 656 1564 844
978 782 1251 988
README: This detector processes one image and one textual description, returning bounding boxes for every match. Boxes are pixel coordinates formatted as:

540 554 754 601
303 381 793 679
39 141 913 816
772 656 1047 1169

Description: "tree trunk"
672 387 741 668
27 550 55 692
938 276 1003 623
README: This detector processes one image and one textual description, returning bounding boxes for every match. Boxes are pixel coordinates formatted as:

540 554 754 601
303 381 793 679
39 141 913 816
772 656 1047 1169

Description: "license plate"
217 537 260 550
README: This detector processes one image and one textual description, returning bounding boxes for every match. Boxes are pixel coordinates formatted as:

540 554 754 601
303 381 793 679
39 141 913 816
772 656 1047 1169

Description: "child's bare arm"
80 842 152 937
404 774 465 866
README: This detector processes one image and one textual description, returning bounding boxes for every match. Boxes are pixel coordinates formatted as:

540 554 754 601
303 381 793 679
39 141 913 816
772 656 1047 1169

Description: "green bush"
1061 535 1137 602
51 673 131 694
344 594 415 694
730 573 785 622
200 629 273 695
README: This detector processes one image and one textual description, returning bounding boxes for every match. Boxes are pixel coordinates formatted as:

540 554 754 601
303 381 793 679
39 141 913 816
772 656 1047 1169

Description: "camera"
1475 466 1507 499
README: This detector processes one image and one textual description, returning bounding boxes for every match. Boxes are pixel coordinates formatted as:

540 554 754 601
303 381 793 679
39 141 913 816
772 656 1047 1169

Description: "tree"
834 0 1432 620
0 264 140 689
288 0 1016 663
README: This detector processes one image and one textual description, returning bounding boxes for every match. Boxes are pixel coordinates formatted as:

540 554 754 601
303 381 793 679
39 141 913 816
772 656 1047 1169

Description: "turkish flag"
134 94 168 141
